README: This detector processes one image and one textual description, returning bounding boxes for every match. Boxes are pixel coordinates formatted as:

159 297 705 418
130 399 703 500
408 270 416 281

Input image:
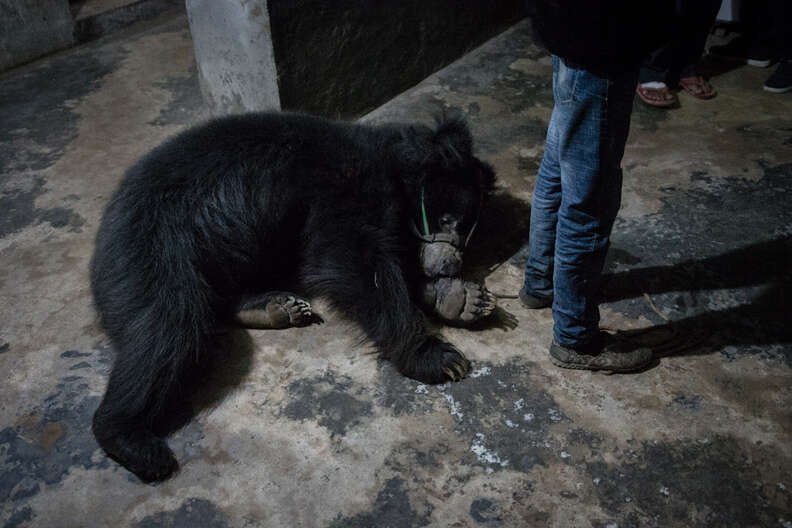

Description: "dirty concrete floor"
1 12 791 528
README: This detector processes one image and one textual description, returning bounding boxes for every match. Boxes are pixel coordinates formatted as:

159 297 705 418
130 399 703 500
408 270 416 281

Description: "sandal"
679 76 717 99
636 82 676 108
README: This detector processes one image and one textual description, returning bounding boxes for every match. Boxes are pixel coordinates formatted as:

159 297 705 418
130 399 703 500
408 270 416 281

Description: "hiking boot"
709 37 774 67
519 286 552 309
549 332 653 373
764 60 792 93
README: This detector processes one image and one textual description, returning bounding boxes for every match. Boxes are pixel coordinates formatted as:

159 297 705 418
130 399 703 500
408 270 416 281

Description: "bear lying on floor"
90 112 497 482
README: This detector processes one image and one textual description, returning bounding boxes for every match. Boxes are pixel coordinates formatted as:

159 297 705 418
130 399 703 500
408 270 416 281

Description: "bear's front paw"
403 337 471 384
459 281 496 323
430 278 496 325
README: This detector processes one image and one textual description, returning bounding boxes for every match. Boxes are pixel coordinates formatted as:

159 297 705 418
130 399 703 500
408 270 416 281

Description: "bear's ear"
432 116 473 166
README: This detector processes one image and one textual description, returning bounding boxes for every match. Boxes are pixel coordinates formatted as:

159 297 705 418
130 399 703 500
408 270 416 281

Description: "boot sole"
549 355 649 373
747 59 773 68
763 84 792 93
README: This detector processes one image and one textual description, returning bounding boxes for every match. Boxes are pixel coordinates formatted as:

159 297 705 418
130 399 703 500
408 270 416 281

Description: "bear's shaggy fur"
90 112 495 482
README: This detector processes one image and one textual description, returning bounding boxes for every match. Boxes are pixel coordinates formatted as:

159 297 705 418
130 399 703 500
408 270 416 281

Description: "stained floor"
1 12 791 528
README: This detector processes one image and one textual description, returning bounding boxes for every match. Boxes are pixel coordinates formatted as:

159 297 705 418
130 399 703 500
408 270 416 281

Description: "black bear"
90 112 496 482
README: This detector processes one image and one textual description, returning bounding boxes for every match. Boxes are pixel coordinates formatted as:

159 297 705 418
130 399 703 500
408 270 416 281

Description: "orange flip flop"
679 76 717 99
636 83 676 108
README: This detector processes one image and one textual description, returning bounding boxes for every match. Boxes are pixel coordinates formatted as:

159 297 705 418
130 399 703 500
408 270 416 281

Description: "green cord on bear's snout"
420 186 430 236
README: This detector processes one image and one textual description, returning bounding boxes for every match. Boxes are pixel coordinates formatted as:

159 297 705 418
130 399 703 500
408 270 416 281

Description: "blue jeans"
524 56 638 348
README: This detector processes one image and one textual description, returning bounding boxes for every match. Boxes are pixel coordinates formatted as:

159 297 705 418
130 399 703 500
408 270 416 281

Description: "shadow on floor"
603 236 792 361
153 329 256 437
697 54 752 82
464 190 532 281
456 190 532 332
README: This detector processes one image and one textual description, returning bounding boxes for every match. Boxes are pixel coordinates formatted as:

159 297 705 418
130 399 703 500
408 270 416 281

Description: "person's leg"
673 0 722 79
641 40 673 83
524 58 653 372
763 0 792 93
769 0 792 59
670 0 722 99
636 41 676 107
522 55 564 306
551 61 637 350
709 0 775 67
639 66 665 84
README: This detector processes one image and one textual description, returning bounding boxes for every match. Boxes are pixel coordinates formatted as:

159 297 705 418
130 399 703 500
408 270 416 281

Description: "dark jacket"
532 0 674 74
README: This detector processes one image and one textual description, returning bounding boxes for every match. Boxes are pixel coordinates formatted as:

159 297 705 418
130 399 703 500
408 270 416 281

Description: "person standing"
708 0 792 93
636 0 723 107
519 0 673 371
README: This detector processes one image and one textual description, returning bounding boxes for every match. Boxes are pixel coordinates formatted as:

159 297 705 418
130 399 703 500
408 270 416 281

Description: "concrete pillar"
185 0 281 115
0 0 74 72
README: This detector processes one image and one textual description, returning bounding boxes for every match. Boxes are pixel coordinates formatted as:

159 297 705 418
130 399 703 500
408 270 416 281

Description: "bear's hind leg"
93 351 184 482
92 279 217 482
234 292 323 329
93 419 177 482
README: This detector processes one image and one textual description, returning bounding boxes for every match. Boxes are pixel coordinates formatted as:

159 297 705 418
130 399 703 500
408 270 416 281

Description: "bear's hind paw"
236 292 323 329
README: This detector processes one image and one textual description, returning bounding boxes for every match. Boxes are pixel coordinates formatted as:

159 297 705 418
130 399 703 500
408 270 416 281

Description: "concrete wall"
187 0 525 118
268 0 525 118
0 0 74 72
73 0 182 43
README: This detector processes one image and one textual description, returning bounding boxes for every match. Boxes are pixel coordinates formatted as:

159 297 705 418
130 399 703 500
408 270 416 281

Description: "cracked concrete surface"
1 12 791 528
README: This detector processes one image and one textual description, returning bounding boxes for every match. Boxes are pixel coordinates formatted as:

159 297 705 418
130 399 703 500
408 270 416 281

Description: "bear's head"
395 117 497 278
